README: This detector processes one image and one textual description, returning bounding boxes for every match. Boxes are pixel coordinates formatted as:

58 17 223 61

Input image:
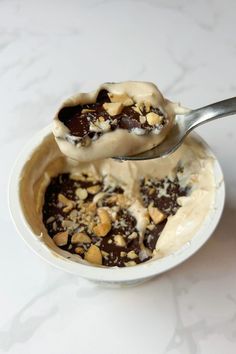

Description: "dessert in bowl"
53 81 188 161
9 82 225 285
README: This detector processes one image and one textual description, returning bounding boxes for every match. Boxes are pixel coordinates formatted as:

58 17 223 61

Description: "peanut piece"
108 92 133 106
114 235 126 247
81 109 95 113
85 245 102 265
90 119 110 132
46 216 55 224
86 202 97 213
93 208 111 237
120 251 127 257
106 195 117 204
139 115 146 124
146 112 162 126
132 105 142 115
98 116 105 122
76 188 88 200
71 232 91 244
147 224 155 231
58 194 75 213
87 185 101 194
117 194 130 207
69 209 78 221
75 247 84 254
144 101 151 113
128 232 138 240
127 250 138 259
124 261 136 267
148 205 166 224
70 174 86 181
103 102 123 116
53 231 68 246
101 250 109 258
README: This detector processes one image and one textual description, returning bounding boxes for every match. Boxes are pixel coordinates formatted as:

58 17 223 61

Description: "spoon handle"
183 97 236 129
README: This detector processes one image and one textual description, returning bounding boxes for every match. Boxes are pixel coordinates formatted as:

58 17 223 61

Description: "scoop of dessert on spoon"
114 97 236 161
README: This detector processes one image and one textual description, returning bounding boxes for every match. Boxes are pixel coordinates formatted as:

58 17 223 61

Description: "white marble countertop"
1 0 236 353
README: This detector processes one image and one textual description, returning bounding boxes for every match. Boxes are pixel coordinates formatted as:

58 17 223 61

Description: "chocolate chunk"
42 171 189 267
57 90 166 142
140 176 189 216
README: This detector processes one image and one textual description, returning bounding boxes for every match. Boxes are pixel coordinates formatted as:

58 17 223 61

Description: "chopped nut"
124 261 136 267
148 188 155 195
144 101 151 113
86 175 101 183
146 112 162 126
75 247 84 254
86 202 97 213
62 219 77 229
85 245 102 265
132 105 142 115
81 109 95 113
95 240 102 247
88 221 95 233
46 216 55 224
89 121 101 133
93 221 111 237
58 194 75 213
76 188 88 200
139 115 146 124
93 208 111 237
120 251 127 257
108 92 133 106
69 209 78 221
147 223 155 231
71 232 91 244
70 174 86 181
103 102 123 116
89 119 111 133
106 195 117 204
53 231 68 246
99 120 111 132
101 250 109 258
93 192 106 204
110 209 118 221
117 194 130 207
108 239 113 244
128 232 138 240
87 185 101 194
148 205 166 224
106 194 129 207
127 250 138 259
114 235 126 247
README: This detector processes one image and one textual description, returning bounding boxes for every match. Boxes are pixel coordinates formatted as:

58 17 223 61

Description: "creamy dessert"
53 81 188 161
20 133 215 267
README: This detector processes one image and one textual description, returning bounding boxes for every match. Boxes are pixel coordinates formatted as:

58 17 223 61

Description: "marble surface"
1 0 236 353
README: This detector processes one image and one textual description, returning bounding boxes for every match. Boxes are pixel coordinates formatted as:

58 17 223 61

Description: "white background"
1 0 236 353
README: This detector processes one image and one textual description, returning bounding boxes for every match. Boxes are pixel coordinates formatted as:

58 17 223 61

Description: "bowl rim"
8 125 225 282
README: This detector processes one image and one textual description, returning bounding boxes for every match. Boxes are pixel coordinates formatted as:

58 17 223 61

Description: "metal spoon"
114 97 236 161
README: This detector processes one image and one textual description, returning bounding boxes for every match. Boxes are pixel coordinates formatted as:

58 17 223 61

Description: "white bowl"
8 125 225 286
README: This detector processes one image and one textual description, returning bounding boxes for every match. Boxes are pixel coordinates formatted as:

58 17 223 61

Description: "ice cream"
52 81 188 161
19 133 216 267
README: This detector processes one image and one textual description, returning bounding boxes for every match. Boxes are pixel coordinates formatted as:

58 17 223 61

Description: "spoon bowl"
114 97 236 161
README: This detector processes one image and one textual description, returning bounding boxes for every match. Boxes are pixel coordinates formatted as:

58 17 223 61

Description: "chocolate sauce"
58 90 166 140
42 172 189 267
